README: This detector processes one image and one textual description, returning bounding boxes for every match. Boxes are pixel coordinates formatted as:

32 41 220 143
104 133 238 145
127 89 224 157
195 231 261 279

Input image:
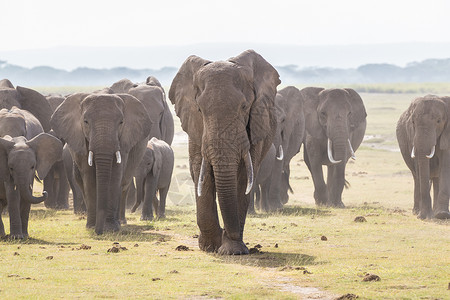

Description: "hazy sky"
2 0 449 51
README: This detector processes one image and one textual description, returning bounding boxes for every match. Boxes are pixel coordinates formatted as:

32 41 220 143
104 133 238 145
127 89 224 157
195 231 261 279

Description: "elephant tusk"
276 145 284 161
426 145 435 159
327 139 342 164
116 151 122 164
197 158 206 197
88 151 93 166
348 139 356 160
244 151 254 195
411 146 415 159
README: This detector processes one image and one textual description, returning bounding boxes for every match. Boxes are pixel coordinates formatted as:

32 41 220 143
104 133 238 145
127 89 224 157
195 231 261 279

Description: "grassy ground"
1 91 449 299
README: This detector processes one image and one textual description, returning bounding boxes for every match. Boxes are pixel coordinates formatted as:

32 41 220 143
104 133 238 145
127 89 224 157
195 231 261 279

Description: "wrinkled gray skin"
0 132 63 239
169 50 280 255
248 144 276 213
263 86 305 211
396 95 450 219
43 94 70 210
0 79 52 132
302 87 367 207
131 137 174 220
51 93 152 234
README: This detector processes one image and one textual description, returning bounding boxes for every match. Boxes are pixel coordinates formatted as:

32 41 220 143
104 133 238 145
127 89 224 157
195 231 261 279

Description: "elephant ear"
16 86 52 132
150 144 162 178
0 79 14 89
228 50 280 145
0 136 14 181
110 78 136 93
301 87 325 139
169 55 211 144
117 94 153 153
439 96 450 149
50 93 88 155
344 88 367 129
27 133 63 180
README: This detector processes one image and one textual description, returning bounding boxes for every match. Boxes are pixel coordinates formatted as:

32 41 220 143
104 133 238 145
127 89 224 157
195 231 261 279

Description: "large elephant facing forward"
51 93 152 234
396 95 450 219
301 87 367 207
169 50 280 255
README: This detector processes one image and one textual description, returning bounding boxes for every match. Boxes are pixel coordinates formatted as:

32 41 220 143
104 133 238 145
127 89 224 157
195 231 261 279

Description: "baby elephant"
131 138 174 220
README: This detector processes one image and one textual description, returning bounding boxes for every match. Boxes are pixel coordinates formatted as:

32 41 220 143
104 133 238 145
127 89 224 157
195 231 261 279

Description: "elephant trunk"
212 163 241 240
417 154 432 217
94 153 113 234
19 184 47 204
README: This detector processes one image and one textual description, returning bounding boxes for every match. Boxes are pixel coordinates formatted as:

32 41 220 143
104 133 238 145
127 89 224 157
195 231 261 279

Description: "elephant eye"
119 120 124 125
437 119 441 124
84 120 88 125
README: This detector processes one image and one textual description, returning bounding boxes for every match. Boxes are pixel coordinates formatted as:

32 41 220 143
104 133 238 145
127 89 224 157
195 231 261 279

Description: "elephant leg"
190 142 222 252
126 182 136 209
412 173 420 215
5 183 23 239
71 165 86 214
43 169 57 209
0 200 5 237
304 145 327 205
20 198 31 239
141 176 157 221
79 164 96 228
157 186 169 219
327 163 346 208
435 153 450 219
260 182 270 212
56 165 70 210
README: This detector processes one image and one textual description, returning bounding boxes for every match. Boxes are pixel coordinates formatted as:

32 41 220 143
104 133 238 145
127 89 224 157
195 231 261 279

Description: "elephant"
396 95 450 219
301 87 367 207
262 86 305 211
131 137 174 220
0 79 52 132
50 93 152 234
109 76 175 209
0 132 63 239
248 144 276 213
169 50 280 255
43 94 71 210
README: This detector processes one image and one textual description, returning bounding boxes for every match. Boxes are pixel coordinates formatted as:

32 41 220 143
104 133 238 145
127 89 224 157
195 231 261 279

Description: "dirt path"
147 229 336 299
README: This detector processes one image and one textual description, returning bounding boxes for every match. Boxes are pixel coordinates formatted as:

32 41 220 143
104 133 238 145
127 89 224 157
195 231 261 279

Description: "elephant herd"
0 49 449 255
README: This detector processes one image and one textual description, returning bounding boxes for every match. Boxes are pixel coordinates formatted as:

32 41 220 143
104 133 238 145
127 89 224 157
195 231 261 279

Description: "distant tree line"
1 58 450 87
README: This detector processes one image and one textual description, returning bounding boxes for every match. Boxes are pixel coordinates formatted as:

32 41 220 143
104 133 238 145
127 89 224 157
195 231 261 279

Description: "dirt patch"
175 245 191 251
354 216 367 222
362 273 381 282
336 293 359 299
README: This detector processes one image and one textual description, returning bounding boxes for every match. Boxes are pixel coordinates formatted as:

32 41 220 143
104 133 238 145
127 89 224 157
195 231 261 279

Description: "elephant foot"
120 218 127 225
313 191 327 206
104 220 121 232
412 207 420 215
8 233 24 240
418 210 432 220
434 210 450 219
327 201 345 208
156 214 166 220
140 214 154 221
198 229 222 253
217 233 249 255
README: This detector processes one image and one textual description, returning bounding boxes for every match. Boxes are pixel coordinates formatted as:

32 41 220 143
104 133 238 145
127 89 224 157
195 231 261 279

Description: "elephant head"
0 79 52 132
50 93 152 234
0 134 63 204
169 50 280 254
302 87 367 164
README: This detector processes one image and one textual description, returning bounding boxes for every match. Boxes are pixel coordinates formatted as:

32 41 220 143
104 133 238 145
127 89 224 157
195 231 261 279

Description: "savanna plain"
0 84 449 299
